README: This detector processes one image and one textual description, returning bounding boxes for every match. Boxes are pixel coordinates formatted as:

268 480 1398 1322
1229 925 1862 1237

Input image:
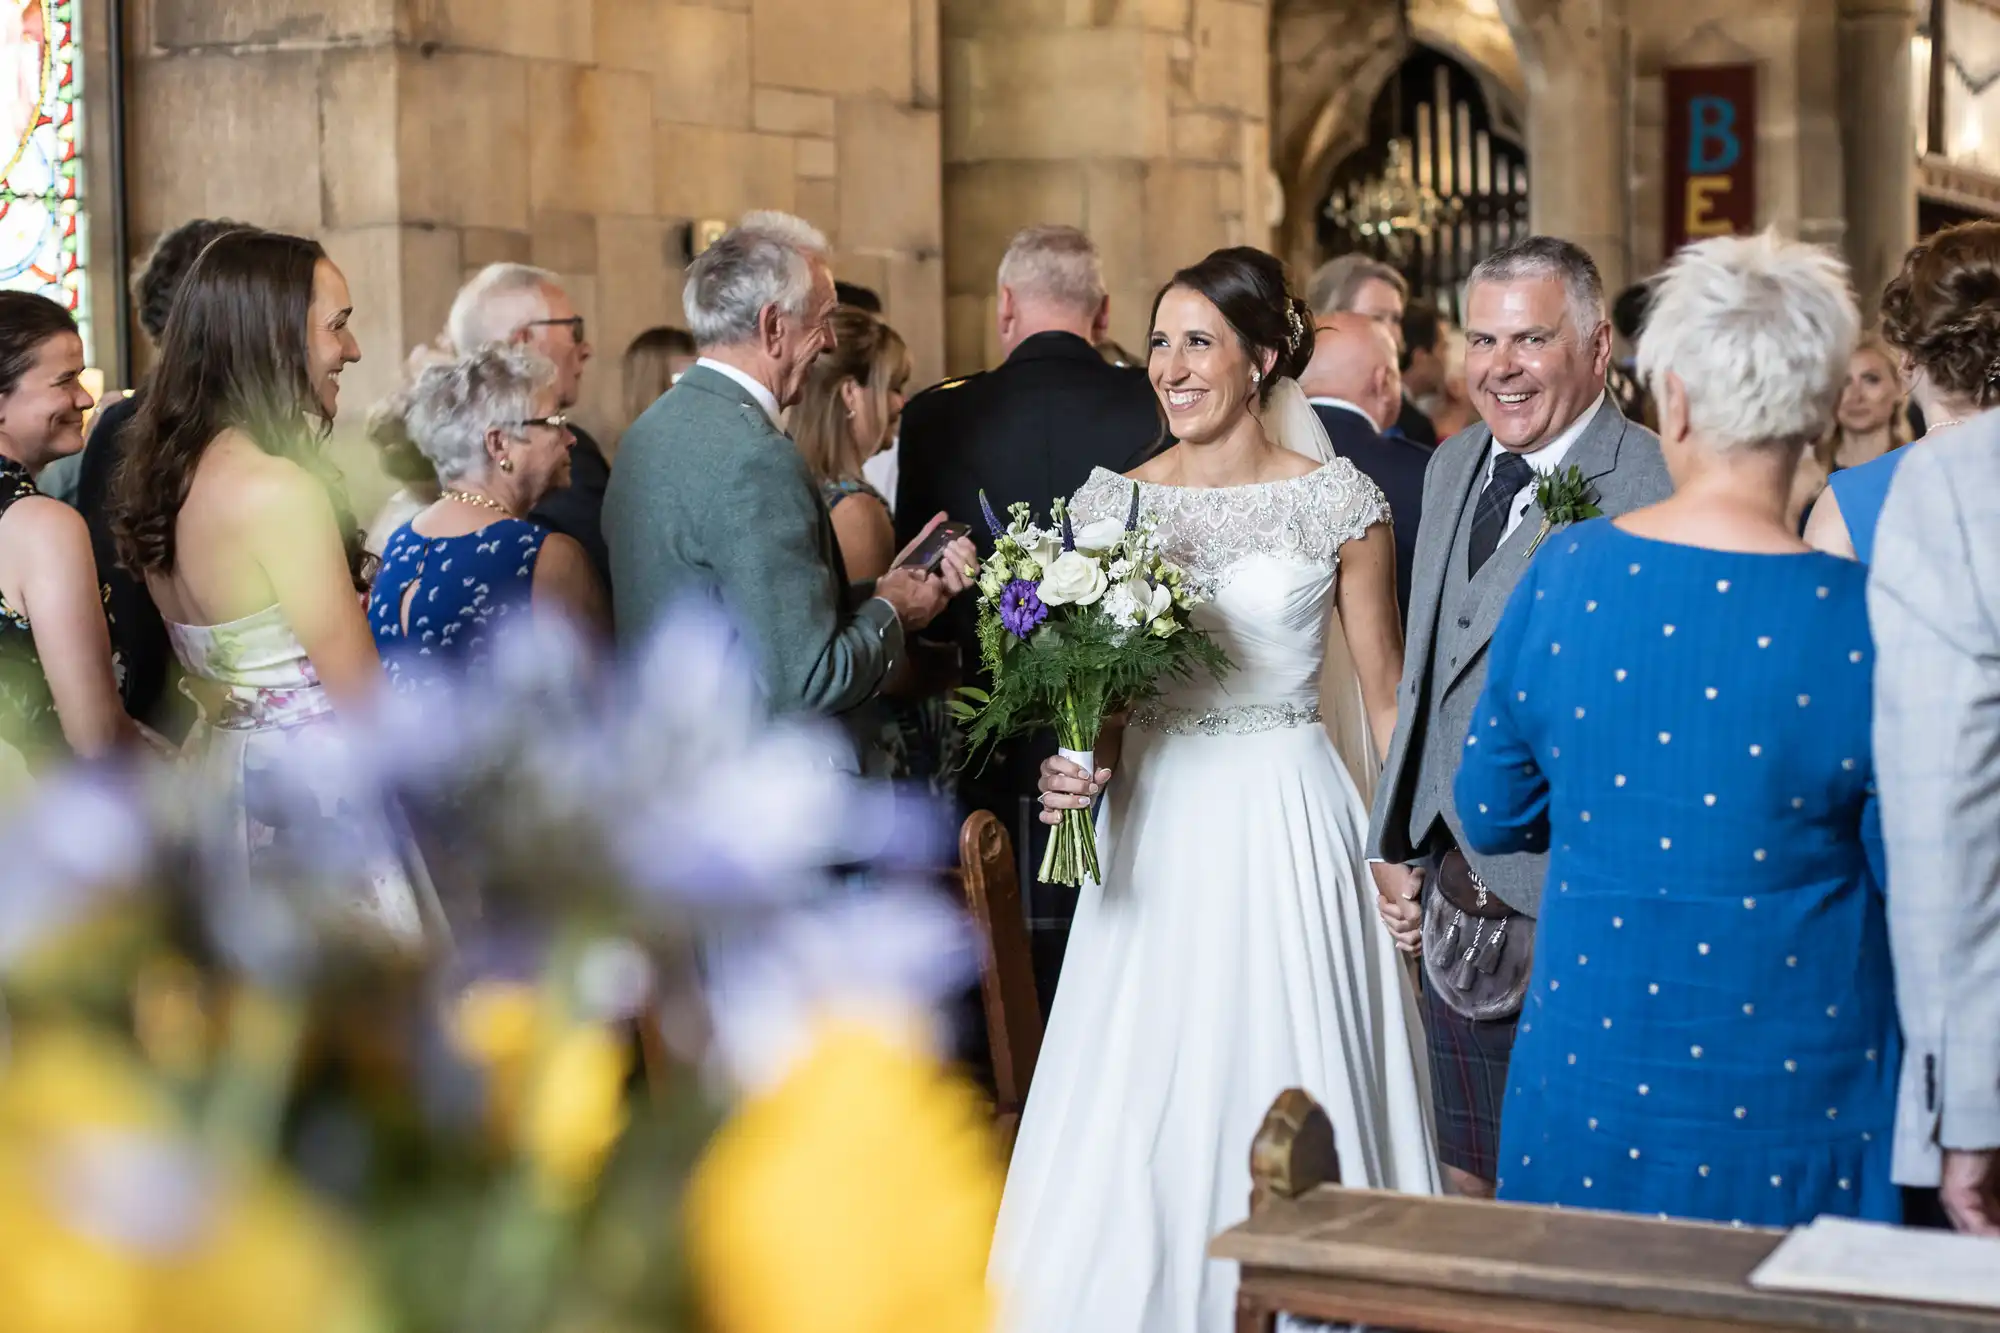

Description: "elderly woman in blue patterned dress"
1455 232 1900 1226
368 343 608 688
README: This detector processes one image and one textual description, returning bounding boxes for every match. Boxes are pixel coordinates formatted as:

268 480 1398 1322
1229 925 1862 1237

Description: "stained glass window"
0 0 87 355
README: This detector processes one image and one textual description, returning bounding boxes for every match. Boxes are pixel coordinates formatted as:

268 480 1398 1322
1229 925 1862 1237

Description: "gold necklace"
1925 420 1963 435
443 488 517 517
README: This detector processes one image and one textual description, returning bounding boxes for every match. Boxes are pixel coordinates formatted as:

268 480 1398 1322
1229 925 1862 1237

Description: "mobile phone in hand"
897 520 972 573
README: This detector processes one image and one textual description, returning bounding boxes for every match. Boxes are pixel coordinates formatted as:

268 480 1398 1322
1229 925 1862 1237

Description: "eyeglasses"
511 413 572 431
525 316 587 344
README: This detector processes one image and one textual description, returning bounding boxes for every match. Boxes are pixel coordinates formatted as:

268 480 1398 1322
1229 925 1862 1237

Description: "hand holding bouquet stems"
952 485 1228 886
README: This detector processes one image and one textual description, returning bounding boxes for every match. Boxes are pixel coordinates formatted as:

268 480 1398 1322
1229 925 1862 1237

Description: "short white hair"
405 342 557 485
1636 231 1859 452
1467 236 1607 343
683 210 830 349
447 263 562 352
996 225 1106 314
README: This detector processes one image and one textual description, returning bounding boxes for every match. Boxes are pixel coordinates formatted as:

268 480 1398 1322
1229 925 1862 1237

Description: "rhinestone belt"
1129 701 1323 737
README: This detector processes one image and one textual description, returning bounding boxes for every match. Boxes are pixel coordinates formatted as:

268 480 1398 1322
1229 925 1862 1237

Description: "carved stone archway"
1273 0 1528 279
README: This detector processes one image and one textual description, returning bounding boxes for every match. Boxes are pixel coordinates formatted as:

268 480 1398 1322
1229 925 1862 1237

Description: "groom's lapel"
1441 402 1626 697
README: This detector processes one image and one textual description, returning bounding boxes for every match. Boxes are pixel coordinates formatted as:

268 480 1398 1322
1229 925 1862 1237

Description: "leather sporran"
1419 849 1533 1022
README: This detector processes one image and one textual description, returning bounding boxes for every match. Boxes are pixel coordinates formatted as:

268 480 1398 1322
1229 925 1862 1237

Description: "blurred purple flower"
703 890 978 1093
998 579 1047 638
977 490 1003 540
0 766 152 967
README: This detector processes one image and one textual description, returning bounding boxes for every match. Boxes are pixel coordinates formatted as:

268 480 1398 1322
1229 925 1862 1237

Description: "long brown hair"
791 307 910 486
110 230 360 578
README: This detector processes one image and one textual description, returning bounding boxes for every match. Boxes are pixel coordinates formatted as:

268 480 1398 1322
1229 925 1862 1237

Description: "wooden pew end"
1249 1088 1341 1215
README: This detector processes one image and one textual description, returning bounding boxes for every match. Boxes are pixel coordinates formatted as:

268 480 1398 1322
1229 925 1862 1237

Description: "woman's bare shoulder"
0 490 88 551
196 432 327 513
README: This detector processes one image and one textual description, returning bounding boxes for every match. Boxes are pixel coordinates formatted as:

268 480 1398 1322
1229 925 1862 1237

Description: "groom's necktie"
1468 451 1536 577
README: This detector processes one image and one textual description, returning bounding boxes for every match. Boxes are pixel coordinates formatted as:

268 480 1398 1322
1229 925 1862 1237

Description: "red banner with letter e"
1665 64 1757 254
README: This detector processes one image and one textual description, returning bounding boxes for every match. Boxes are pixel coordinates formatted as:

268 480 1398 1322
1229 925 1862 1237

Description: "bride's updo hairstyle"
1151 246 1314 406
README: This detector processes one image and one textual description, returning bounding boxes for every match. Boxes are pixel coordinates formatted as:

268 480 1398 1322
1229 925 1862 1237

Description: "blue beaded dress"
1456 519 1900 1226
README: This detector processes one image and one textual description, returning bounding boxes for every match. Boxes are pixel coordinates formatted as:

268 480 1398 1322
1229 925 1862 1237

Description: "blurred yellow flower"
525 1024 632 1205
156 1168 379 1333
451 980 633 1203
0 1022 176 1135
687 1022 1002 1333
0 1022 378 1333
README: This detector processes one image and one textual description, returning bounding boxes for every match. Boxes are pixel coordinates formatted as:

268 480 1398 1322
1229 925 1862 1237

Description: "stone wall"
122 0 946 445
939 0 1275 374
1625 4 1846 274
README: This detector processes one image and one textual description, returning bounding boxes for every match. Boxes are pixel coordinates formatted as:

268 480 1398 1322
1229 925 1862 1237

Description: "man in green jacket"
604 211 973 742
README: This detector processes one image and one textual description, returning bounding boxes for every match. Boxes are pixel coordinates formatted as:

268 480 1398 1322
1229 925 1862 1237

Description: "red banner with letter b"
1664 64 1758 255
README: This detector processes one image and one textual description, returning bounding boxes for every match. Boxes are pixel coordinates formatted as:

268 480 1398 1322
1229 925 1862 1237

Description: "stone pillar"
124 0 949 462
1499 0 1631 295
1839 0 1919 320
940 0 1272 375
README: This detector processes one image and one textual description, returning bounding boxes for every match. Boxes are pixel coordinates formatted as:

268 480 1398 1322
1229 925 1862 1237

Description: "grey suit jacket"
1869 415 2000 1187
1366 398 1672 917
602 364 901 721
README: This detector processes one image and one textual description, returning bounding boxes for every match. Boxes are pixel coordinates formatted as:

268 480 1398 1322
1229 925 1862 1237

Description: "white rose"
1037 550 1109 606
1074 518 1127 554
1140 580 1174 623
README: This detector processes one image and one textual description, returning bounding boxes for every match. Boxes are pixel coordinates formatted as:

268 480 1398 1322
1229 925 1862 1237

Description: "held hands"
1038 754 1113 826
1371 861 1425 955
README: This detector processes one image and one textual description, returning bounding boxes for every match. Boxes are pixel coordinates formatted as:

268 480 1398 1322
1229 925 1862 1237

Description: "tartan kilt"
1420 976 1519 1182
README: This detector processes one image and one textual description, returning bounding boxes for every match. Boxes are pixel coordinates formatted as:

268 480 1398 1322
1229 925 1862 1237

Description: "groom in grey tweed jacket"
1366 238 1671 1198
604 212 971 746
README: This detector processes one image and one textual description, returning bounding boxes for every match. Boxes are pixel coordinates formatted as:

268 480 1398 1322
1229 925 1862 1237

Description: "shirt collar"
695 357 784 430
1307 396 1384 433
1488 391 1605 477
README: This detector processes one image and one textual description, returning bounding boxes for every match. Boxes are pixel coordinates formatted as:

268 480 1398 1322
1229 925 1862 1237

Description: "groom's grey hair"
1467 236 1608 342
1637 230 1858 453
997 225 1107 315
684 210 830 349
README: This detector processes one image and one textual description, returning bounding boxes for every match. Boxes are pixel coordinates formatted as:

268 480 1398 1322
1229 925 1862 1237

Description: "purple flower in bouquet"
998 579 1048 639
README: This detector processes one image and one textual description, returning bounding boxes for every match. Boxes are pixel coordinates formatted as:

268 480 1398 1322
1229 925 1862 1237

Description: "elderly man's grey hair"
1636 231 1859 453
997 225 1107 314
1305 253 1408 318
404 342 558 486
1466 236 1608 341
447 263 564 353
682 210 831 349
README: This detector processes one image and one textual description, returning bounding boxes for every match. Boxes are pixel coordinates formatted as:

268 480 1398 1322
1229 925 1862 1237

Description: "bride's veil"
1261 376 1381 807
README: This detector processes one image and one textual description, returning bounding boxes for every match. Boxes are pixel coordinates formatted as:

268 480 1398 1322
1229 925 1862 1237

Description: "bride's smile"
1148 285 1269 449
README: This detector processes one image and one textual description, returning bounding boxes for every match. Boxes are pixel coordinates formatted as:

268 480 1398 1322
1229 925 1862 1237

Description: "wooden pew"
1216 1090 2000 1333
956 810 1044 1151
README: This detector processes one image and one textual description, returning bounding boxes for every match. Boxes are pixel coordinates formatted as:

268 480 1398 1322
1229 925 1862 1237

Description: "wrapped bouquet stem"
954 487 1228 887
1044 676 1109 887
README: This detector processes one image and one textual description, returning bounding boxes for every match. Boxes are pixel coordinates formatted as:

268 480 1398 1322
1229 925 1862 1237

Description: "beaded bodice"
1071 462 1390 730
1070 461 1388 596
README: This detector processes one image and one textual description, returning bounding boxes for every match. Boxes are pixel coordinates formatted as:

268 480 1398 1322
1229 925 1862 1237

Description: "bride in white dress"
990 248 1438 1333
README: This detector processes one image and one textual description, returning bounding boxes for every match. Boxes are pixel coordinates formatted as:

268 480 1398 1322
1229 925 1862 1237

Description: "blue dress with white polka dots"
1456 519 1900 1227
368 518 547 691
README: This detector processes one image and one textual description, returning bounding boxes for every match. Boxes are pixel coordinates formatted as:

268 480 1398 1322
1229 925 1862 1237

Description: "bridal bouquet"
954 486 1228 887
